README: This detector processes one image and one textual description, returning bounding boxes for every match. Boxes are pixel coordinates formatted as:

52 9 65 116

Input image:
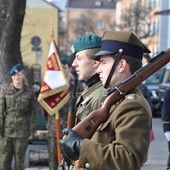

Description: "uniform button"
127 95 133 99
85 163 90 168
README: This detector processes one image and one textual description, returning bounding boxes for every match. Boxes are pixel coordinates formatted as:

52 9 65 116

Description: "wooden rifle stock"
67 76 78 128
73 49 170 139
67 111 76 128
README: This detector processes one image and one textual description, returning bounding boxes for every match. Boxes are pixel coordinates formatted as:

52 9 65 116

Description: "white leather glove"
165 132 170 141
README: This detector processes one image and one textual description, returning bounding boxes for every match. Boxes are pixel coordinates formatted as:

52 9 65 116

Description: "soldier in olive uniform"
71 34 106 125
0 64 36 170
58 34 106 169
59 31 152 170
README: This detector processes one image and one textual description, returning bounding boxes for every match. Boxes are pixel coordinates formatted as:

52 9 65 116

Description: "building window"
95 1 102 7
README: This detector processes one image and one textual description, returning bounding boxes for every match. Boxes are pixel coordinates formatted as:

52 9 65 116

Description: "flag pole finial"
51 19 54 41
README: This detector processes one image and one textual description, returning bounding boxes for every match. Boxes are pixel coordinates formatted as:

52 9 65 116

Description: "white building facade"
159 0 170 51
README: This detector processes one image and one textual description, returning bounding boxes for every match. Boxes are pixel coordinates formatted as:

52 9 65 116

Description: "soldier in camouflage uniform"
0 64 36 170
46 57 84 170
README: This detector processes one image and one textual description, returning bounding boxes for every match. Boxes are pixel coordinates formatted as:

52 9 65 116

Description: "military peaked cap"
71 34 101 55
10 63 23 76
93 30 151 60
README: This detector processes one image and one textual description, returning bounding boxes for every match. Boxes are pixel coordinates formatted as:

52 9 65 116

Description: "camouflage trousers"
47 136 58 170
0 136 28 170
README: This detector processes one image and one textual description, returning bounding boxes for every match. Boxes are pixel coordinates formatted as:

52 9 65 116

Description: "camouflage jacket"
0 83 37 138
75 81 106 123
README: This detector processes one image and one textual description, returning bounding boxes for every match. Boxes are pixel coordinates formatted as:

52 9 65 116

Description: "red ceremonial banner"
38 40 70 115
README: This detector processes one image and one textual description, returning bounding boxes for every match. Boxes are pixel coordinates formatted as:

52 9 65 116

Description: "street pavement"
24 118 168 170
142 117 168 170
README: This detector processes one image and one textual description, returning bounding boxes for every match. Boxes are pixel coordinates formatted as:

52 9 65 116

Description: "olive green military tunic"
0 83 36 170
78 89 152 170
75 81 106 123
70 81 106 170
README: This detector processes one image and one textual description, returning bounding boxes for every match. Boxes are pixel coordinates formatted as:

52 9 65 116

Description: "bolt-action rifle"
67 75 78 128
72 49 170 139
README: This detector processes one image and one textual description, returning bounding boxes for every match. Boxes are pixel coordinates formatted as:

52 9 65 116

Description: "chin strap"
104 49 123 89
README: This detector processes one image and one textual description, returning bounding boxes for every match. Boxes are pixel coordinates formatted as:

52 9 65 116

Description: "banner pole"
51 19 54 41
55 111 62 165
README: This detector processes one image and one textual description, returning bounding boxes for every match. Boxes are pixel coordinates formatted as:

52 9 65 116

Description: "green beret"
93 30 151 60
61 57 69 65
71 34 101 55
10 63 23 76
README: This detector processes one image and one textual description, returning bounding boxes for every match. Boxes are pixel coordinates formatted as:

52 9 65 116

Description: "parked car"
144 67 165 116
159 64 170 104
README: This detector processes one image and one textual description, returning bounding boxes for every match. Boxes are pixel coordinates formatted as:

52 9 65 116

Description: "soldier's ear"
119 59 128 73
93 60 100 68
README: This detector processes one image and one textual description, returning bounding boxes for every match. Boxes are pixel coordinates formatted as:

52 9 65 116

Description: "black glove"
59 128 83 161
62 128 70 136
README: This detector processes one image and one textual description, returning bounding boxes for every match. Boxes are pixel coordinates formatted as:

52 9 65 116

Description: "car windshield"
162 69 170 83
145 68 164 85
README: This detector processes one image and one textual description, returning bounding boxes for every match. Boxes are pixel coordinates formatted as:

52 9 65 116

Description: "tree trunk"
0 0 26 85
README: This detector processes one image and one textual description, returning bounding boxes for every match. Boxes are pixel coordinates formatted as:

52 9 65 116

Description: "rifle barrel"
73 49 170 139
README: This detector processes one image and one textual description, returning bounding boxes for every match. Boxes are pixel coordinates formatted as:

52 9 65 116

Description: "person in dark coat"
161 89 170 170
140 53 153 111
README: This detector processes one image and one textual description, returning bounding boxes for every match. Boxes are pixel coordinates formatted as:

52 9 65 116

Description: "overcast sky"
46 0 67 10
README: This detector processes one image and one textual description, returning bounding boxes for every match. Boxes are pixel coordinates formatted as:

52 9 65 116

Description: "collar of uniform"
11 83 29 92
85 73 100 87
